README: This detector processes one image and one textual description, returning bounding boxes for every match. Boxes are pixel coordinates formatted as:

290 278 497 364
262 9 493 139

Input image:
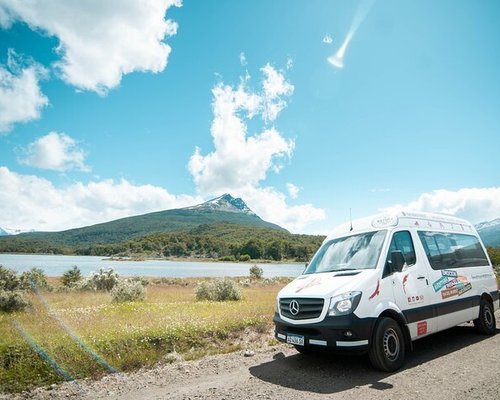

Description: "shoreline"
0 252 305 265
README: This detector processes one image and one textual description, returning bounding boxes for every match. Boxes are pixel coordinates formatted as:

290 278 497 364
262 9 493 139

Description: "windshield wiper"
323 267 358 273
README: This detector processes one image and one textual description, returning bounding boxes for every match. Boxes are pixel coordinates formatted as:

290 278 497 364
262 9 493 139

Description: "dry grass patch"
0 280 283 393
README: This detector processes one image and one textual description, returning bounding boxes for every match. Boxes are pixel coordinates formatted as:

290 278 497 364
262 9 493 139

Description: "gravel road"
3 311 499 400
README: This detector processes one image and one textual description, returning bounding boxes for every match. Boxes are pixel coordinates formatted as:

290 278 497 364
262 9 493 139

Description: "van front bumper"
273 312 376 353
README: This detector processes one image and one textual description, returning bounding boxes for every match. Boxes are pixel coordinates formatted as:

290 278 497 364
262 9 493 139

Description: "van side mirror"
390 250 405 273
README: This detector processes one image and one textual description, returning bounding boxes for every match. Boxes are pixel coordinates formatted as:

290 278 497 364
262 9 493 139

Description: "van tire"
369 317 405 372
474 299 496 335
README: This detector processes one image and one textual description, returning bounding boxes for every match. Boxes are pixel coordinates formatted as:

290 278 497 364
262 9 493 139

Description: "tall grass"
0 280 281 393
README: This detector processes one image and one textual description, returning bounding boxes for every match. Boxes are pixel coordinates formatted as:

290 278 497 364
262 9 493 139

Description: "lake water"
0 254 306 278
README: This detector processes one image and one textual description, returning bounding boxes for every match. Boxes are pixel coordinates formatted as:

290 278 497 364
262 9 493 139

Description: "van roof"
325 211 476 241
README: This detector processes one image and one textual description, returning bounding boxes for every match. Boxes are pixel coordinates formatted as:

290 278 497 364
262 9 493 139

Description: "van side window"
417 231 489 269
386 231 416 267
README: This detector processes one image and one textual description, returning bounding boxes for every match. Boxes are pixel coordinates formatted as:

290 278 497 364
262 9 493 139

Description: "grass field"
0 279 284 393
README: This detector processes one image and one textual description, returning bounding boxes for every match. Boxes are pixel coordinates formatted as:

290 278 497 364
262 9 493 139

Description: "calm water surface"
0 254 306 278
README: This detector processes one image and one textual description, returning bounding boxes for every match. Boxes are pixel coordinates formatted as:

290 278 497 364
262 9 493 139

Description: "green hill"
0 194 326 260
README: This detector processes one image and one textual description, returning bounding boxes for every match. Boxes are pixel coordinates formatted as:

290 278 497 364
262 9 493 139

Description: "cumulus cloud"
0 49 48 133
287 183 300 199
18 131 89 172
0 0 182 94
0 166 201 231
382 187 500 224
188 63 325 232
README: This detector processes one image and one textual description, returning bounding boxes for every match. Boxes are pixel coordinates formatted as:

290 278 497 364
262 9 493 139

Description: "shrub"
90 268 119 291
218 255 236 262
111 280 146 303
61 266 82 287
73 268 119 292
0 266 22 291
239 254 251 262
195 279 241 301
128 276 149 287
0 290 29 312
194 281 212 301
249 265 263 280
20 268 51 291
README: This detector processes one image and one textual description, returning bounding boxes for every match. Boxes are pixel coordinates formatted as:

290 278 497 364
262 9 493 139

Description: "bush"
218 255 236 262
0 290 29 312
128 276 149 287
111 280 146 303
239 254 251 262
61 266 82 287
0 266 22 291
85 267 119 291
20 268 51 291
249 265 263 280
194 281 212 301
195 279 242 301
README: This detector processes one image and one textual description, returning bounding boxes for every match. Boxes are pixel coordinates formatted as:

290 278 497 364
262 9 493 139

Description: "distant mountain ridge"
475 218 500 247
0 227 35 236
0 194 286 250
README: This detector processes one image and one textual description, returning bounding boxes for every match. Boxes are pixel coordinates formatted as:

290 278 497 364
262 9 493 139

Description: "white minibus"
274 212 499 371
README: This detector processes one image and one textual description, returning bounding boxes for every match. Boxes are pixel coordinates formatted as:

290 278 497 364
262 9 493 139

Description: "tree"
61 266 82 287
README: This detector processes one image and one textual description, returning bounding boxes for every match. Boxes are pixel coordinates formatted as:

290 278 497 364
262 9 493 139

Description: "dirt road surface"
3 311 499 400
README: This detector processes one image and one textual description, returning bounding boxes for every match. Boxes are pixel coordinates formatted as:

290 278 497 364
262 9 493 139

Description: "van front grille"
279 298 324 320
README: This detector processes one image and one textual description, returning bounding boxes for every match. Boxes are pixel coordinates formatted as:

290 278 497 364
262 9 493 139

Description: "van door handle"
417 276 429 285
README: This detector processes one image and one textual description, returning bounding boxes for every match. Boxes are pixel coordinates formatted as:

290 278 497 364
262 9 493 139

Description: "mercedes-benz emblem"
289 300 300 316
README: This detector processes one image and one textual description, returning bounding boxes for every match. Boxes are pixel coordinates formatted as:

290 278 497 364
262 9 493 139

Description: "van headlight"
328 291 362 316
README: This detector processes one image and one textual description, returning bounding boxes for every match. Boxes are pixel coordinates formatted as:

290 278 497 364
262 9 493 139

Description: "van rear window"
417 231 490 269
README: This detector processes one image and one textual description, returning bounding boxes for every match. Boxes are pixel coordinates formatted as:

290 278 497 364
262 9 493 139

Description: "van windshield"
304 230 387 274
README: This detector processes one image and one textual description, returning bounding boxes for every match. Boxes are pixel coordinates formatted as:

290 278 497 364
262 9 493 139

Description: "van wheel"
474 299 496 335
294 345 312 355
368 317 405 372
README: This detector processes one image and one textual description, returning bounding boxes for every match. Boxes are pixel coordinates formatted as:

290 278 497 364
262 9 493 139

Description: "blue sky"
0 0 499 234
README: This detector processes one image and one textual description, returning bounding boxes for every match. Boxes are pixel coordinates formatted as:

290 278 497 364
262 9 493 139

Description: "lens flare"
13 320 75 382
328 0 376 69
31 283 119 374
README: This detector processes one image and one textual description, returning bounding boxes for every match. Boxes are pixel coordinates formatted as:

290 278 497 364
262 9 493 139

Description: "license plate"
286 334 305 346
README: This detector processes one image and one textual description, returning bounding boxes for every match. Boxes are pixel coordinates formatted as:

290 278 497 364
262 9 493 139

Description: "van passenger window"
417 231 489 269
386 231 416 267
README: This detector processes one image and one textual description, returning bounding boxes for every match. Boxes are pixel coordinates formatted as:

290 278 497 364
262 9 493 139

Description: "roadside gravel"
2 311 499 400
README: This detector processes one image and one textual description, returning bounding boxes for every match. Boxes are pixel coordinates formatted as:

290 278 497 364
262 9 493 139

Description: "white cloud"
18 131 89 172
188 63 325 232
239 52 247 66
0 166 201 231
323 34 333 44
287 183 300 199
0 49 48 133
0 0 182 94
382 187 500 224
261 63 294 123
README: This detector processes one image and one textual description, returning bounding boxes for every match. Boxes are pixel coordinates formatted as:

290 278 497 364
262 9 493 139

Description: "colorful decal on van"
441 269 458 278
402 274 409 294
295 275 322 293
407 295 424 305
417 321 428 336
438 275 472 299
457 282 472 296
368 279 380 300
433 276 449 292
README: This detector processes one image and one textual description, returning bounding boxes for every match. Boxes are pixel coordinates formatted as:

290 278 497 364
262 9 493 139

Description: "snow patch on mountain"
475 218 500 232
0 227 36 236
186 194 256 216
